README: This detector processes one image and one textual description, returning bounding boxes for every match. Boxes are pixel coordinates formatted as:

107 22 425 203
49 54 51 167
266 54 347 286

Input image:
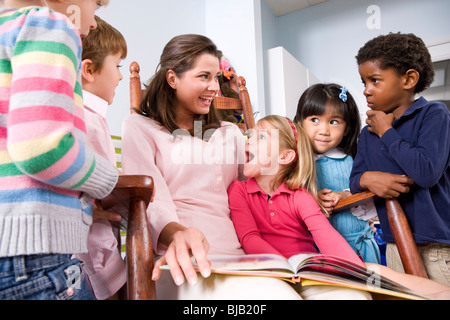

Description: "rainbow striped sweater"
0 7 118 257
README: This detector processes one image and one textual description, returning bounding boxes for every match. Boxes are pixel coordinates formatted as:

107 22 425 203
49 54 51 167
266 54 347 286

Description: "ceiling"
263 0 329 17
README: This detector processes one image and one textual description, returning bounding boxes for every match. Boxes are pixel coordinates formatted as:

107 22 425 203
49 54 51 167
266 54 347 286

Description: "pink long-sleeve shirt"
228 178 364 266
73 91 126 300
121 114 245 256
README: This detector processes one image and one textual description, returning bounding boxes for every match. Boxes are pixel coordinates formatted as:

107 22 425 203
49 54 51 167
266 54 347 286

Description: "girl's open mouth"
245 151 255 164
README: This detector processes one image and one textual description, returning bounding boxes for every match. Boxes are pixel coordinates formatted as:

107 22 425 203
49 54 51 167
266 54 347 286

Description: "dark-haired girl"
295 83 380 264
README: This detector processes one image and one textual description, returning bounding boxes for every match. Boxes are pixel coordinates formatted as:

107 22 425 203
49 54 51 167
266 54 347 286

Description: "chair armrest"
99 175 154 231
99 175 156 300
334 190 376 212
335 190 428 278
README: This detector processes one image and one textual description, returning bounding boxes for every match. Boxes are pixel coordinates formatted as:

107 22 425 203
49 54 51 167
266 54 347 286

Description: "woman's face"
169 53 220 128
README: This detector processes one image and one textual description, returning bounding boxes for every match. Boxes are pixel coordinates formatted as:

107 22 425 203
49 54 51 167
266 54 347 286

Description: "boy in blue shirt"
350 32 449 286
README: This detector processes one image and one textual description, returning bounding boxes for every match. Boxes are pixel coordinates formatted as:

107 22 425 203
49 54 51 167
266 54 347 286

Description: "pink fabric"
121 114 246 256
73 91 126 300
82 94 116 165
228 178 364 266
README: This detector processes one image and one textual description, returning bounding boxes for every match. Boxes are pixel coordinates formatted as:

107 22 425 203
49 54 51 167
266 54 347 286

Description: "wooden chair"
99 175 156 300
334 191 428 279
129 61 142 114
129 61 256 131
213 75 256 132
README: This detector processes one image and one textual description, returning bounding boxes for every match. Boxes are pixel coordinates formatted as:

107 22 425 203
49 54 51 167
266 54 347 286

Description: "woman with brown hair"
121 34 310 299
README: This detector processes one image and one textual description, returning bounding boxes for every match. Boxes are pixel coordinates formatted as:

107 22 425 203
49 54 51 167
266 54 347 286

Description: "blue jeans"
0 254 95 300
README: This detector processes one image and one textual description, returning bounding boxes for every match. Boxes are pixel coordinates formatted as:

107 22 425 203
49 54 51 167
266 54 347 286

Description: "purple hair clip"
339 86 348 103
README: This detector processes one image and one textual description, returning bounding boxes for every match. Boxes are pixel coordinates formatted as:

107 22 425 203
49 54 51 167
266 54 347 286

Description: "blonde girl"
228 115 371 299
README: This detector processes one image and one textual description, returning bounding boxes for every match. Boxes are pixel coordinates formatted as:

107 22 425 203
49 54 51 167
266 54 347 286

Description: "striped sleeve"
3 7 117 199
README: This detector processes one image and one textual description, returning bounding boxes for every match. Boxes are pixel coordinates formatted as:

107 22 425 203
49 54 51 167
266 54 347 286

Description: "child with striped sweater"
0 0 118 300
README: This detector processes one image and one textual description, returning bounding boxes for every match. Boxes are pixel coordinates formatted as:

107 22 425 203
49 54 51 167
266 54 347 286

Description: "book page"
199 254 295 274
287 253 318 271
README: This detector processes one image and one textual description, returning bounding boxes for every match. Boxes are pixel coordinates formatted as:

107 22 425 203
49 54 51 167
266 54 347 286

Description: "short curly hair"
356 33 434 93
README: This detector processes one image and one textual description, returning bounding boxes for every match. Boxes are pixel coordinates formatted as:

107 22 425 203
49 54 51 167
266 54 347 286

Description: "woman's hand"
152 224 211 286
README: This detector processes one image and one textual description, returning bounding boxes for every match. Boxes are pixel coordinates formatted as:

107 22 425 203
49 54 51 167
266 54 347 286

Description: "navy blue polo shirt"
350 97 450 244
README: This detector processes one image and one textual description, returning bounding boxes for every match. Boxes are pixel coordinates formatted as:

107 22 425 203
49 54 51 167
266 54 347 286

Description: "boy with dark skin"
351 33 449 285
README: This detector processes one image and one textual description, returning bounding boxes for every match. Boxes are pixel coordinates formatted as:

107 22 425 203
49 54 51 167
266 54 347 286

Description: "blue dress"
315 151 380 264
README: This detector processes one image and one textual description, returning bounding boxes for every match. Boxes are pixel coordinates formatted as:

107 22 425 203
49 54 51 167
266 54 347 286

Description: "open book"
170 253 428 300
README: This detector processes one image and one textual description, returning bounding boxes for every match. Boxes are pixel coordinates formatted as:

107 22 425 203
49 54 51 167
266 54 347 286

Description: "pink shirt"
228 178 364 266
73 91 126 300
122 114 246 256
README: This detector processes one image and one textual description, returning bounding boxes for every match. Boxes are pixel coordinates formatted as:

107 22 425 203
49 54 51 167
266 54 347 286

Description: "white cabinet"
265 46 320 119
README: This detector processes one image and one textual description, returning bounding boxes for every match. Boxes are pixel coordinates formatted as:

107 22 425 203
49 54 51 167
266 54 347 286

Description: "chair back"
129 61 256 132
130 61 142 114
213 76 256 132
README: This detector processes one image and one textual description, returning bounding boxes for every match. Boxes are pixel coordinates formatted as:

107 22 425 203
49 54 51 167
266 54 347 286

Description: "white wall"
97 0 265 135
261 0 450 120
97 0 450 134
96 0 207 135
205 0 266 120
266 47 320 119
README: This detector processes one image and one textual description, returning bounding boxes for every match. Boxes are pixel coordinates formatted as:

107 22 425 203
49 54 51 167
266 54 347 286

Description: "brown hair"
81 15 127 73
137 34 222 137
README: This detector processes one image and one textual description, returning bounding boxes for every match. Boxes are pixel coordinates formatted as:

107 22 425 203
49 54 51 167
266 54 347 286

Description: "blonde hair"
259 115 328 216
82 15 127 72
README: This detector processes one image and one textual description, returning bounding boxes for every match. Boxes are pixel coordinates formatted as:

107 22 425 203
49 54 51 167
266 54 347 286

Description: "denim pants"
0 254 95 300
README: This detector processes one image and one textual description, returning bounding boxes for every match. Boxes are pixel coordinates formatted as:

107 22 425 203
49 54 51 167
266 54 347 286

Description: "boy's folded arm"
349 155 367 194
357 171 413 199
380 109 449 187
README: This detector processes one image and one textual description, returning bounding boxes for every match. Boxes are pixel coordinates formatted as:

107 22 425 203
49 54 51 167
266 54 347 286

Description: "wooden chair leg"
385 199 428 279
335 191 429 279
126 198 156 300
